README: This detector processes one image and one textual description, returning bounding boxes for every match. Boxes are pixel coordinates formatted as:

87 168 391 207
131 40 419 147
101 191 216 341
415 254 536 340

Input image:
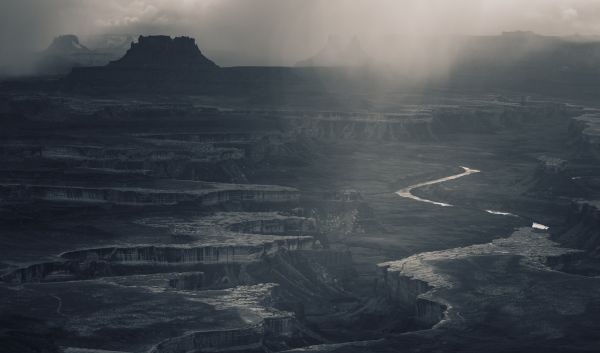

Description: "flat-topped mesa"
109 35 219 70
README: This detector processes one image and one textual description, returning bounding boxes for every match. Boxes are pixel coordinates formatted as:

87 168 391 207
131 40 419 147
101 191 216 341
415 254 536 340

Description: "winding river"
395 166 480 207
395 166 549 230
384 165 568 331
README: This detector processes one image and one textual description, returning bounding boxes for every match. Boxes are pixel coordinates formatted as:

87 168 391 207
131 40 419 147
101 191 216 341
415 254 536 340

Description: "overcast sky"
2 0 600 66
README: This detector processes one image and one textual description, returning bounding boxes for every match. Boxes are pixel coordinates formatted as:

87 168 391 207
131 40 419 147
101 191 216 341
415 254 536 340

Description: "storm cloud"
2 0 600 67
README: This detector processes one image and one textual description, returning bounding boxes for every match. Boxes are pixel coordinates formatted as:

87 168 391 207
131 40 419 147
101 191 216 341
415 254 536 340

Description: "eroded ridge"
378 227 581 329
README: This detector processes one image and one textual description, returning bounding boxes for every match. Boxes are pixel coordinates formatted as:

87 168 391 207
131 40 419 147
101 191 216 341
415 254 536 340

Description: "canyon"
2 35 600 353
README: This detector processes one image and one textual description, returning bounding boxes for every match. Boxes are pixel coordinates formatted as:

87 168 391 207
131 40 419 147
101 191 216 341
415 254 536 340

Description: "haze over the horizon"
2 0 600 67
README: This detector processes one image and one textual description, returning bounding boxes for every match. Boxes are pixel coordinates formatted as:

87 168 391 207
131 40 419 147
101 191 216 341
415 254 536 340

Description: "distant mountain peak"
44 34 91 55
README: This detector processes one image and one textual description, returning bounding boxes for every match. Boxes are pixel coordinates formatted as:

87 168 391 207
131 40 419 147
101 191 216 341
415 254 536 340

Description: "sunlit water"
485 209 517 216
395 166 480 207
532 222 550 230
395 166 549 230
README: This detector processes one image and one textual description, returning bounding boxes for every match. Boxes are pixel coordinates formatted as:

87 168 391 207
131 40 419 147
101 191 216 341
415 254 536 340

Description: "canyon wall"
556 201 600 257
377 265 446 328
0 184 300 206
